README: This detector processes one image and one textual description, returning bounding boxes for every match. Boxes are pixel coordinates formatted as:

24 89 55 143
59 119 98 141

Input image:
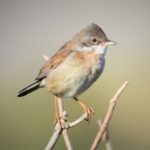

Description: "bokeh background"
1 0 150 149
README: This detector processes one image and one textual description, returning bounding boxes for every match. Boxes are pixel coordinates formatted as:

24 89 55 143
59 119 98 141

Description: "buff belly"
45 53 105 99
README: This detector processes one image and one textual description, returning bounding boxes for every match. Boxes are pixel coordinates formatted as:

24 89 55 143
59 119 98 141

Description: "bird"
17 23 116 122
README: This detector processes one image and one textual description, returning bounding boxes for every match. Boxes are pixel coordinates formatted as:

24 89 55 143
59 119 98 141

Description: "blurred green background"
1 0 150 150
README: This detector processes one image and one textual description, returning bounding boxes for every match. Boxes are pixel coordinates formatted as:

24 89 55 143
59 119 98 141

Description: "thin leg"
54 96 60 126
54 96 66 128
54 96 59 115
74 97 94 120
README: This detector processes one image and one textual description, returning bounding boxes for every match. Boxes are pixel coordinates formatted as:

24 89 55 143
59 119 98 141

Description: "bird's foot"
54 111 68 129
83 106 94 121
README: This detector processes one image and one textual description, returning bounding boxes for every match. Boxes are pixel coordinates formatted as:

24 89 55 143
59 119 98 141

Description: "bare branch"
69 113 88 128
62 129 73 150
45 100 90 149
97 120 113 150
91 81 129 150
45 124 62 150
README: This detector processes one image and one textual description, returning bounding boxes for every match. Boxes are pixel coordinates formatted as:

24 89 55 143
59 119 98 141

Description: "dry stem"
91 81 129 150
97 120 113 150
45 95 89 150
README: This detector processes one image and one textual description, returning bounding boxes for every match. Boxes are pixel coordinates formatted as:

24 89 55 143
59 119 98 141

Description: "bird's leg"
74 97 94 121
54 96 66 128
54 96 60 126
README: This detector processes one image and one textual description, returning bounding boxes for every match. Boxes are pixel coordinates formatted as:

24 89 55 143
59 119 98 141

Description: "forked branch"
91 81 129 150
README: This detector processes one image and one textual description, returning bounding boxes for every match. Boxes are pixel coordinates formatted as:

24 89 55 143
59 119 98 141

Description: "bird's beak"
105 40 116 46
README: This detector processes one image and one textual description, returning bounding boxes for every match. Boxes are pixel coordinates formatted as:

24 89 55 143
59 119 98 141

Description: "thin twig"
69 113 88 128
45 124 62 150
104 139 113 150
97 120 113 150
62 129 73 150
91 81 129 150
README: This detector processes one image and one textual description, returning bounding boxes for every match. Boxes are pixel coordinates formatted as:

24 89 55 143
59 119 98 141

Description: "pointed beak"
105 40 117 46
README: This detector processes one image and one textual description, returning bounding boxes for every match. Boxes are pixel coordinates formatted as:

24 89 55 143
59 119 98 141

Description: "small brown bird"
18 23 115 120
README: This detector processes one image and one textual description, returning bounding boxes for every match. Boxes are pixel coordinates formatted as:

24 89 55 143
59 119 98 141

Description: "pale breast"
45 51 105 99
75 52 105 96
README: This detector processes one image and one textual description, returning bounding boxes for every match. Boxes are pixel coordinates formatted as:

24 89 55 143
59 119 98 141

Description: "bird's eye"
91 37 97 43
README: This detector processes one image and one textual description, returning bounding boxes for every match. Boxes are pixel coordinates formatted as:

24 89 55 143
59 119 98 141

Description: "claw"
84 107 94 121
74 97 94 122
54 110 68 128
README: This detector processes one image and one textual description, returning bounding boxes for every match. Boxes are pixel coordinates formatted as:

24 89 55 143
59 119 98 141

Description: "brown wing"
36 42 74 80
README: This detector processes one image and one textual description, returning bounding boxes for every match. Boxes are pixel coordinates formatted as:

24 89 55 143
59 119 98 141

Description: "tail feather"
17 80 41 97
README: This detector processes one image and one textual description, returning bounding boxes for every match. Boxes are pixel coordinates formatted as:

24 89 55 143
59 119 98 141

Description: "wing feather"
36 42 74 80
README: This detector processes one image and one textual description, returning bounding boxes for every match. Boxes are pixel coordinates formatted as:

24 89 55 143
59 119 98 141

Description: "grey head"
72 23 115 49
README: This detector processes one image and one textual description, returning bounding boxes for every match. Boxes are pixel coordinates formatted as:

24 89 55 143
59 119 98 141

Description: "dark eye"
91 37 97 43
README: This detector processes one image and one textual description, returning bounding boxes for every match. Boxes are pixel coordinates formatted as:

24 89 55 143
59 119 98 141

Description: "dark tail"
17 80 41 97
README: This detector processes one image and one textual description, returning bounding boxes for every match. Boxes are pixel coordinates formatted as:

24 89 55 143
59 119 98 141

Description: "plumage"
18 80 41 97
45 50 105 98
36 46 74 80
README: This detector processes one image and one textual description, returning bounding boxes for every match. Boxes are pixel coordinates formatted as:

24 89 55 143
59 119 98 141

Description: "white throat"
79 45 108 56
